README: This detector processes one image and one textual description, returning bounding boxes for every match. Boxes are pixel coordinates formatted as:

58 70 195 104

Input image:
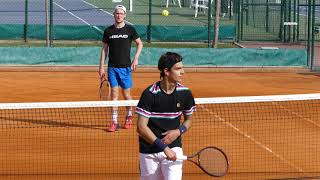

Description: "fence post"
266 0 269 33
283 0 288 42
24 0 28 42
45 0 49 47
279 0 284 40
311 0 315 70
288 0 292 42
240 0 244 40
307 0 312 67
147 0 151 43
297 0 300 40
229 0 232 20
49 0 53 47
293 0 297 42
208 0 212 47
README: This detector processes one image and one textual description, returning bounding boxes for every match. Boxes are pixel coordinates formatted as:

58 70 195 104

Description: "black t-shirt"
136 81 196 154
102 24 139 68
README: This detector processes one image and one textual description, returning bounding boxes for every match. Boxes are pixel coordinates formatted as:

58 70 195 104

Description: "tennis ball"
162 9 169 17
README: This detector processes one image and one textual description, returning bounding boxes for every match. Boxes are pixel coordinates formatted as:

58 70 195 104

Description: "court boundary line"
81 0 133 25
53 2 94 27
274 102 320 129
199 105 304 172
52 1 112 33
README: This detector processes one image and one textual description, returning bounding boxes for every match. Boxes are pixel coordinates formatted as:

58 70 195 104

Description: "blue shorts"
108 67 132 89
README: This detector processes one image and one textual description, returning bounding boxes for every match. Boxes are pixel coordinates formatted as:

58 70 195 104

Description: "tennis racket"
99 74 111 101
177 146 229 177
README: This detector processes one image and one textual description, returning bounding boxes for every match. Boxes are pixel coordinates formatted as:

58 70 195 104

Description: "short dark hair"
158 52 183 79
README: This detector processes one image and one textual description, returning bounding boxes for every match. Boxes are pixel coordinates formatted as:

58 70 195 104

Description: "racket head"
99 75 111 101
190 146 229 177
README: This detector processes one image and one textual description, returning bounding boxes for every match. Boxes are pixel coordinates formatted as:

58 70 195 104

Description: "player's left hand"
161 129 180 145
131 58 138 71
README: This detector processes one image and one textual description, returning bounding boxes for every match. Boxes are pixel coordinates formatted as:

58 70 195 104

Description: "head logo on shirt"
109 34 129 39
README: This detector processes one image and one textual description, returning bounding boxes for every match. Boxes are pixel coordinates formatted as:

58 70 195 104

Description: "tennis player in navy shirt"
136 52 196 180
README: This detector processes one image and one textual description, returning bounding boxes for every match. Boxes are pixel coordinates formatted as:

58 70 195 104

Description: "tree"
212 0 221 48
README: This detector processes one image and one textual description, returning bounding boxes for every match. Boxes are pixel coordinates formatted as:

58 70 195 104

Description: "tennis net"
0 94 319 179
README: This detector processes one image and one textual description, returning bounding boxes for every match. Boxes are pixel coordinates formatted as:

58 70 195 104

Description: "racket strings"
100 79 110 101
199 148 228 176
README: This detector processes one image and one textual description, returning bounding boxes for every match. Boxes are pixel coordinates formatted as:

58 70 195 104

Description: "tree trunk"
212 0 221 48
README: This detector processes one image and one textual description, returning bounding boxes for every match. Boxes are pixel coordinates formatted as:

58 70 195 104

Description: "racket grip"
176 155 188 160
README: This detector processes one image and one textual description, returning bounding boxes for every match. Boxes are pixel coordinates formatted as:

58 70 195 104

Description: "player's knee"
123 93 131 100
122 89 132 100
111 90 119 100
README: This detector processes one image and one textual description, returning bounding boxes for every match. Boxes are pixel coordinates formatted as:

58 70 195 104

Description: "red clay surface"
0 71 319 180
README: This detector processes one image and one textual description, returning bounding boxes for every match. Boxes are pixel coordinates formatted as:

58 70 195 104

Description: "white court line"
53 2 103 33
53 2 92 26
81 0 133 25
269 6 320 19
294 7 320 19
199 105 304 172
273 102 320 129
298 6 320 13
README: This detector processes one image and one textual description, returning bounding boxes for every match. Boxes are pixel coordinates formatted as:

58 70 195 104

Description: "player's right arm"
136 88 177 161
137 115 156 144
137 115 177 161
99 42 108 77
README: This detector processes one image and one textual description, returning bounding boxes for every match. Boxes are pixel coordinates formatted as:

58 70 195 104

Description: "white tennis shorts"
139 147 183 180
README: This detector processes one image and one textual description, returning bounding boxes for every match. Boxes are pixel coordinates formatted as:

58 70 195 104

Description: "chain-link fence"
236 0 317 41
0 0 319 70
1 0 318 42
234 0 319 71
0 0 235 44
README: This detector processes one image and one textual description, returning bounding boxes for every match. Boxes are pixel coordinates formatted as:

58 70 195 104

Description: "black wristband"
154 138 168 151
178 124 187 135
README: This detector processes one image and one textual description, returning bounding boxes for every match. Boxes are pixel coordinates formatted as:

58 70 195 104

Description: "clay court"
0 70 320 180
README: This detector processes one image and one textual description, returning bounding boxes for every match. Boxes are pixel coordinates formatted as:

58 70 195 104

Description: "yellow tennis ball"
162 10 169 17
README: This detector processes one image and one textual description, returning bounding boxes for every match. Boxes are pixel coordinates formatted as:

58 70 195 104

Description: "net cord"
0 93 319 110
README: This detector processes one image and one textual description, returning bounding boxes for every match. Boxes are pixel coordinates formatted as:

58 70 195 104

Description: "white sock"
127 109 132 117
112 110 118 123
